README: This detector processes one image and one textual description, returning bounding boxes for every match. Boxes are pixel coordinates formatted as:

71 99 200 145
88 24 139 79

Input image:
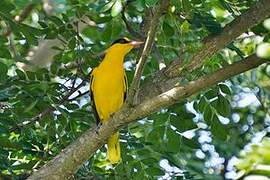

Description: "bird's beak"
129 40 144 47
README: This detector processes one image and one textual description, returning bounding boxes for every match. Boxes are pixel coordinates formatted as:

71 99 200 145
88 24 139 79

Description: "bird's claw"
95 122 102 134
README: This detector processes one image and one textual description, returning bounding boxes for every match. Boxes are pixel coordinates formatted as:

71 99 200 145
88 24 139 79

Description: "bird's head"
108 37 144 56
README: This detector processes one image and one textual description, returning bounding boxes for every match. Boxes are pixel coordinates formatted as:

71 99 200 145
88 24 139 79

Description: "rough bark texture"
27 0 270 179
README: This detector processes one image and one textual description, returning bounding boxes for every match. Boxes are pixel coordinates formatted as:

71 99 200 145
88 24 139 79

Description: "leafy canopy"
0 0 270 179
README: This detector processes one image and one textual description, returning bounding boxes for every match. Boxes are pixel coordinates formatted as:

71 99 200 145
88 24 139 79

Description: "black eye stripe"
112 38 130 45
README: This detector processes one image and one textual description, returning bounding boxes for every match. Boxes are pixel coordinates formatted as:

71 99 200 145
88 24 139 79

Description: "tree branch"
68 90 89 102
167 0 270 77
122 3 166 70
127 0 169 105
27 55 267 180
138 0 270 102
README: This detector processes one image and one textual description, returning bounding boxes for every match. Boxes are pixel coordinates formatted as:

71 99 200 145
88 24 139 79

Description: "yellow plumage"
90 38 143 164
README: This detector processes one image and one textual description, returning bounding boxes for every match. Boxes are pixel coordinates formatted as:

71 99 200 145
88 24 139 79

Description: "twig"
8 35 20 62
68 90 89 101
126 0 169 105
122 1 166 70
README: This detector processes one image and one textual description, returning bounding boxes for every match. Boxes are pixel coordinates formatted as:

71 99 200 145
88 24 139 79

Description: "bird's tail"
107 132 121 164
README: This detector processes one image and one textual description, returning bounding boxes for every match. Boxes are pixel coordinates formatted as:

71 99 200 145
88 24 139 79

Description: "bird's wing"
89 68 101 125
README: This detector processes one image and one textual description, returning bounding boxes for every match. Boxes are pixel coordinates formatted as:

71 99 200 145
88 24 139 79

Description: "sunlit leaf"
111 0 122 17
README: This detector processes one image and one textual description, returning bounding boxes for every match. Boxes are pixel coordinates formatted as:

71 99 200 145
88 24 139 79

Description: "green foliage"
0 0 269 179
235 138 270 179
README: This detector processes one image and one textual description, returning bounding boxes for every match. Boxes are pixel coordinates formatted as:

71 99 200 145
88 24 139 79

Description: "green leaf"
0 62 8 82
163 22 174 36
101 1 115 12
205 88 218 99
48 16 64 26
111 19 123 38
38 21 48 28
170 115 197 132
24 100 38 112
132 169 147 179
111 0 122 17
198 96 207 112
0 89 10 101
219 83 231 95
216 95 231 117
193 101 199 112
0 0 15 14
180 20 191 33
0 137 22 149
203 104 213 124
20 25 38 45
68 38 76 49
12 160 38 170
182 137 200 149
66 103 79 110
16 69 26 80
145 0 159 7
145 167 165 176
141 157 158 164
150 113 169 126
0 47 11 58
166 128 181 153
211 115 227 141
133 0 145 12
102 23 112 41
147 126 165 144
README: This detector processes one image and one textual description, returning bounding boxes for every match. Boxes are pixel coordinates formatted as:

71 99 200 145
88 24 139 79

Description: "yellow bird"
90 37 144 164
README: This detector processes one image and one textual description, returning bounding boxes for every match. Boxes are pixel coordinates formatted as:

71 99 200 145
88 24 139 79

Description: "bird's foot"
95 122 102 134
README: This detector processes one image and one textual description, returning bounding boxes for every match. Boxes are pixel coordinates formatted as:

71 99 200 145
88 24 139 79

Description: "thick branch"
131 56 267 120
139 0 270 101
27 55 267 180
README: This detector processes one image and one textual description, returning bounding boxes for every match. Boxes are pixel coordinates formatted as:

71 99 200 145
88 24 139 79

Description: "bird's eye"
112 38 130 45
119 39 126 43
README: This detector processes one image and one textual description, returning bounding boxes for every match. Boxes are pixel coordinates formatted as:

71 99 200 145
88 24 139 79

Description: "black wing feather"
89 69 101 125
124 73 128 102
